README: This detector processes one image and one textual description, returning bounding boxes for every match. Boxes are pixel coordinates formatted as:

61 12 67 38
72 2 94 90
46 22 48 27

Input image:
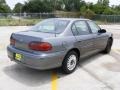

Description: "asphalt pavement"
0 25 120 90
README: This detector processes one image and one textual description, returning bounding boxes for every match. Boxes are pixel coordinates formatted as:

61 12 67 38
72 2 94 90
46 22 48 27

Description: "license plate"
14 53 23 61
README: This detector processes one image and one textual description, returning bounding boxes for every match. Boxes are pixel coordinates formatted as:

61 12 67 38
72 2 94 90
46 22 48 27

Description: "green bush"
81 9 96 19
103 8 114 15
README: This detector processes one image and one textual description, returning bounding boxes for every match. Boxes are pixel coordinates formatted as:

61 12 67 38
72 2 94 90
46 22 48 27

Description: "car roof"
50 18 90 21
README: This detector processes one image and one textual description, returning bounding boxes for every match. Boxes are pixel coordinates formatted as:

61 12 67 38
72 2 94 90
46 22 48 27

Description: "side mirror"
98 29 106 33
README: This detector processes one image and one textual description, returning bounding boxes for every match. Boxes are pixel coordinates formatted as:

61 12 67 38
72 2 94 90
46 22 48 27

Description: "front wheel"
62 51 78 74
103 39 113 54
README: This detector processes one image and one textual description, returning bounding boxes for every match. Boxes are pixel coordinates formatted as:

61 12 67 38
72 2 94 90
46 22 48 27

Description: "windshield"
30 19 70 34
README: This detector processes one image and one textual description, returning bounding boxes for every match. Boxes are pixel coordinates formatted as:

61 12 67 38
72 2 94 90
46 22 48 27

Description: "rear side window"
71 21 90 35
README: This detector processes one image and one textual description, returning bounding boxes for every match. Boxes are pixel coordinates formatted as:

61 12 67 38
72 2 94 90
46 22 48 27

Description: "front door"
87 21 108 50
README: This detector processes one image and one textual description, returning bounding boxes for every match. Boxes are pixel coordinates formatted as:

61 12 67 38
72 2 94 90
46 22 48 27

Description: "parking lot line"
112 48 120 50
51 71 57 90
112 49 120 54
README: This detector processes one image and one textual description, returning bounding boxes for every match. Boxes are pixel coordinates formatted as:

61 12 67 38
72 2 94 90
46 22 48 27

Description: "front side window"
30 19 70 34
72 21 90 35
87 21 100 33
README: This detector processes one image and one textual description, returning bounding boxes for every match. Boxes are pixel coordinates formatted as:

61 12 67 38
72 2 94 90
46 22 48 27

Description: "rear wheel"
103 39 113 54
62 51 78 74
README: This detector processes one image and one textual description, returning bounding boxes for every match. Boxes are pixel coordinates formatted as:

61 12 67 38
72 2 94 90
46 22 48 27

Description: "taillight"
10 38 16 45
29 42 52 51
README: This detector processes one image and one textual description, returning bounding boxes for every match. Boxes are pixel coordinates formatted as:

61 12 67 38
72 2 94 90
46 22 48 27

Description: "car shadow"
3 63 60 87
3 52 105 87
78 52 105 68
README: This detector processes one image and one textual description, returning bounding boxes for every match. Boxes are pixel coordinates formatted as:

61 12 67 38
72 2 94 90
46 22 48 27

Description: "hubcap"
67 55 77 71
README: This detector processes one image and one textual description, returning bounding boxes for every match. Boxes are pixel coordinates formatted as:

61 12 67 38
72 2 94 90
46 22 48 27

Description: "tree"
93 4 104 14
13 3 24 13
52 0 64 11
82 9 95 19
97 0 103 4
103 8 114 15
74 0 86 11
111 5 120 15
103 0 109 7
0 0 6 4
22 0 53 13
63 0 86 11
92 0 110 14
80 6 87 13
0 0 11 13
63 0 73 11
11 0 120 15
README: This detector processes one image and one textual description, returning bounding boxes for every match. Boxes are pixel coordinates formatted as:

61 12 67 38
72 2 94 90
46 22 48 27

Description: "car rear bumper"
7 45 66 70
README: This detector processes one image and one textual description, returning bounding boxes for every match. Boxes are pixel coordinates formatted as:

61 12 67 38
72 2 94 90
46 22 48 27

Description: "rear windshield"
30 19 70 34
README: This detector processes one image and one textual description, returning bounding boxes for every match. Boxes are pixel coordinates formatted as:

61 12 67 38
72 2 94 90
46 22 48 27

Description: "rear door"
87 21 108 50
71 20 94 56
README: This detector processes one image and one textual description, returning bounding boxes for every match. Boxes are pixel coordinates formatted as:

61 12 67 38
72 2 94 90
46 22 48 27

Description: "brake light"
29 42 52 51
10 38 16 45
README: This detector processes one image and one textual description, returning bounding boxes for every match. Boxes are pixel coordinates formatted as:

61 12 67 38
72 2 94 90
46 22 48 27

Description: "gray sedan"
7 18 113 74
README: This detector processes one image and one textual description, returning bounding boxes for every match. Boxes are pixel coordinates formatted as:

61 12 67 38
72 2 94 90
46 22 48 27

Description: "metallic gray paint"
7 18 113 70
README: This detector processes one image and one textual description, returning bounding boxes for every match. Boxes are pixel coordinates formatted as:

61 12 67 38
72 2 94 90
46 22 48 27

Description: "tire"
103 39 113 54
62 51 79 74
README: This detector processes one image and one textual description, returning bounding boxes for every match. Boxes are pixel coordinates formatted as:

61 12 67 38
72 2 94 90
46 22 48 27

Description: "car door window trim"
86 20 101 34
71 20 92 36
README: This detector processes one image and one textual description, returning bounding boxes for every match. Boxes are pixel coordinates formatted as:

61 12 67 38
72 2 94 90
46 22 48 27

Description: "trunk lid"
12 31 55 52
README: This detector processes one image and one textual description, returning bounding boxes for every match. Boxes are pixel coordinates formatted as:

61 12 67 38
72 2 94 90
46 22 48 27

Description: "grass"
0 19 41 26
0 18 118 26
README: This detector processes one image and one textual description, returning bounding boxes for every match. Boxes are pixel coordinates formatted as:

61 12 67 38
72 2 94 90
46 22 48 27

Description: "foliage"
63 0 86 11
103 8 114 15
22 0 53 13
81 9 96 19
0 0 5 4
0 0 11 13
111 5 120 15
0 0 120 15
13 3 24 13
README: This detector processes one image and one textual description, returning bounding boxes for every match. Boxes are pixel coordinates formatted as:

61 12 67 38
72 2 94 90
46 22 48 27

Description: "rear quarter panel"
42 36 77 53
